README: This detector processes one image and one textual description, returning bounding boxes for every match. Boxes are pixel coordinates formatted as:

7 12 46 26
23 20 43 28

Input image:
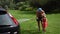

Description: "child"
42 17 48 32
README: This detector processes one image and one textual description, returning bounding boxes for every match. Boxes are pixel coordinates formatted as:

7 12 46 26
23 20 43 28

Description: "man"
36 8 48 32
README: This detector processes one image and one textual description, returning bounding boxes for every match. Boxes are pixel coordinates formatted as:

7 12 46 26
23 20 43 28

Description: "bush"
52 9 60 13
15 1 34 11
25 7 33 11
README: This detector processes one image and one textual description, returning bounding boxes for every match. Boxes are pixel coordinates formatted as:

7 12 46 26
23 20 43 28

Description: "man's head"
37 8 42 12
37 8 45 14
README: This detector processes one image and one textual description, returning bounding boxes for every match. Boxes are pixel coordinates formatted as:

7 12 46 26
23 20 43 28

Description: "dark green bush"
15 1 34 11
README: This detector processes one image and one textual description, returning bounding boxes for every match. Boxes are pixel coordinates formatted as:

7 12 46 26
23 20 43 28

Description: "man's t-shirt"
36 11 43 18
36 10 46 18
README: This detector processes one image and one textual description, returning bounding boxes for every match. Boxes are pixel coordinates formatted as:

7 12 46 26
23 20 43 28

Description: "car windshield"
0 14 15 25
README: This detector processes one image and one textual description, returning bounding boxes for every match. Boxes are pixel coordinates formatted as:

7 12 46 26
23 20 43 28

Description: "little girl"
41 10 48 32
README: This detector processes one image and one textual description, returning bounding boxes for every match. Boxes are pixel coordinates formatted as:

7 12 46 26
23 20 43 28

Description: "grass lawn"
9 10 60 34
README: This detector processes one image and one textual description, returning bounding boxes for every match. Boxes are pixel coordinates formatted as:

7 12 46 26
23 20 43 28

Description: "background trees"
0 0 60 13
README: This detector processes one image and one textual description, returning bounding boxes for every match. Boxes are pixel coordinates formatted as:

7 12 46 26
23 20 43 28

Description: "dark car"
0 8 20 34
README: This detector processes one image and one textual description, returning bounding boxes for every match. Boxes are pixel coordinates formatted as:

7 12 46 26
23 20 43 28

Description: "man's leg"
37 21 40 31
37 17 41 31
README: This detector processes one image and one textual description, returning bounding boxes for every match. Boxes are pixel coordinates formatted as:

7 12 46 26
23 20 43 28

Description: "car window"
0 11 7 15
0 14 16 25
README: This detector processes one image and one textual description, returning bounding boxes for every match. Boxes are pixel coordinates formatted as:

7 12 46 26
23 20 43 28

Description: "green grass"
9 10 60 34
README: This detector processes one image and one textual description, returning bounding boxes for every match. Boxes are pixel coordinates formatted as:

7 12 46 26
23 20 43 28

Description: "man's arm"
41 10 46 18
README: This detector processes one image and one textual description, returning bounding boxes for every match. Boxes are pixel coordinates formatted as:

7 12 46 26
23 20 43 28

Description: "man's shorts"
36 17 42 21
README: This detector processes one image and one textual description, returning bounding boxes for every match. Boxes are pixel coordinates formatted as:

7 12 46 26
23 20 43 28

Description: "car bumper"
0 25 20 33
0 32 18 34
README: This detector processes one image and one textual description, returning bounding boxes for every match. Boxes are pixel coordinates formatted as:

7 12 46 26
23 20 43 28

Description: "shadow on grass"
46 12 60 14
19 10 60 15
17 10 60 15
21 30 46 34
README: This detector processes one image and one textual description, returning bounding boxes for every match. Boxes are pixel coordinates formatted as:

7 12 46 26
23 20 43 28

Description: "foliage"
0 0 60 13
15 1 34 11
9 3 15 10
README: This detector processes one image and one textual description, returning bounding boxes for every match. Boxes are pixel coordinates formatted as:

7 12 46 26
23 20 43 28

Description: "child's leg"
41 18 46 32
